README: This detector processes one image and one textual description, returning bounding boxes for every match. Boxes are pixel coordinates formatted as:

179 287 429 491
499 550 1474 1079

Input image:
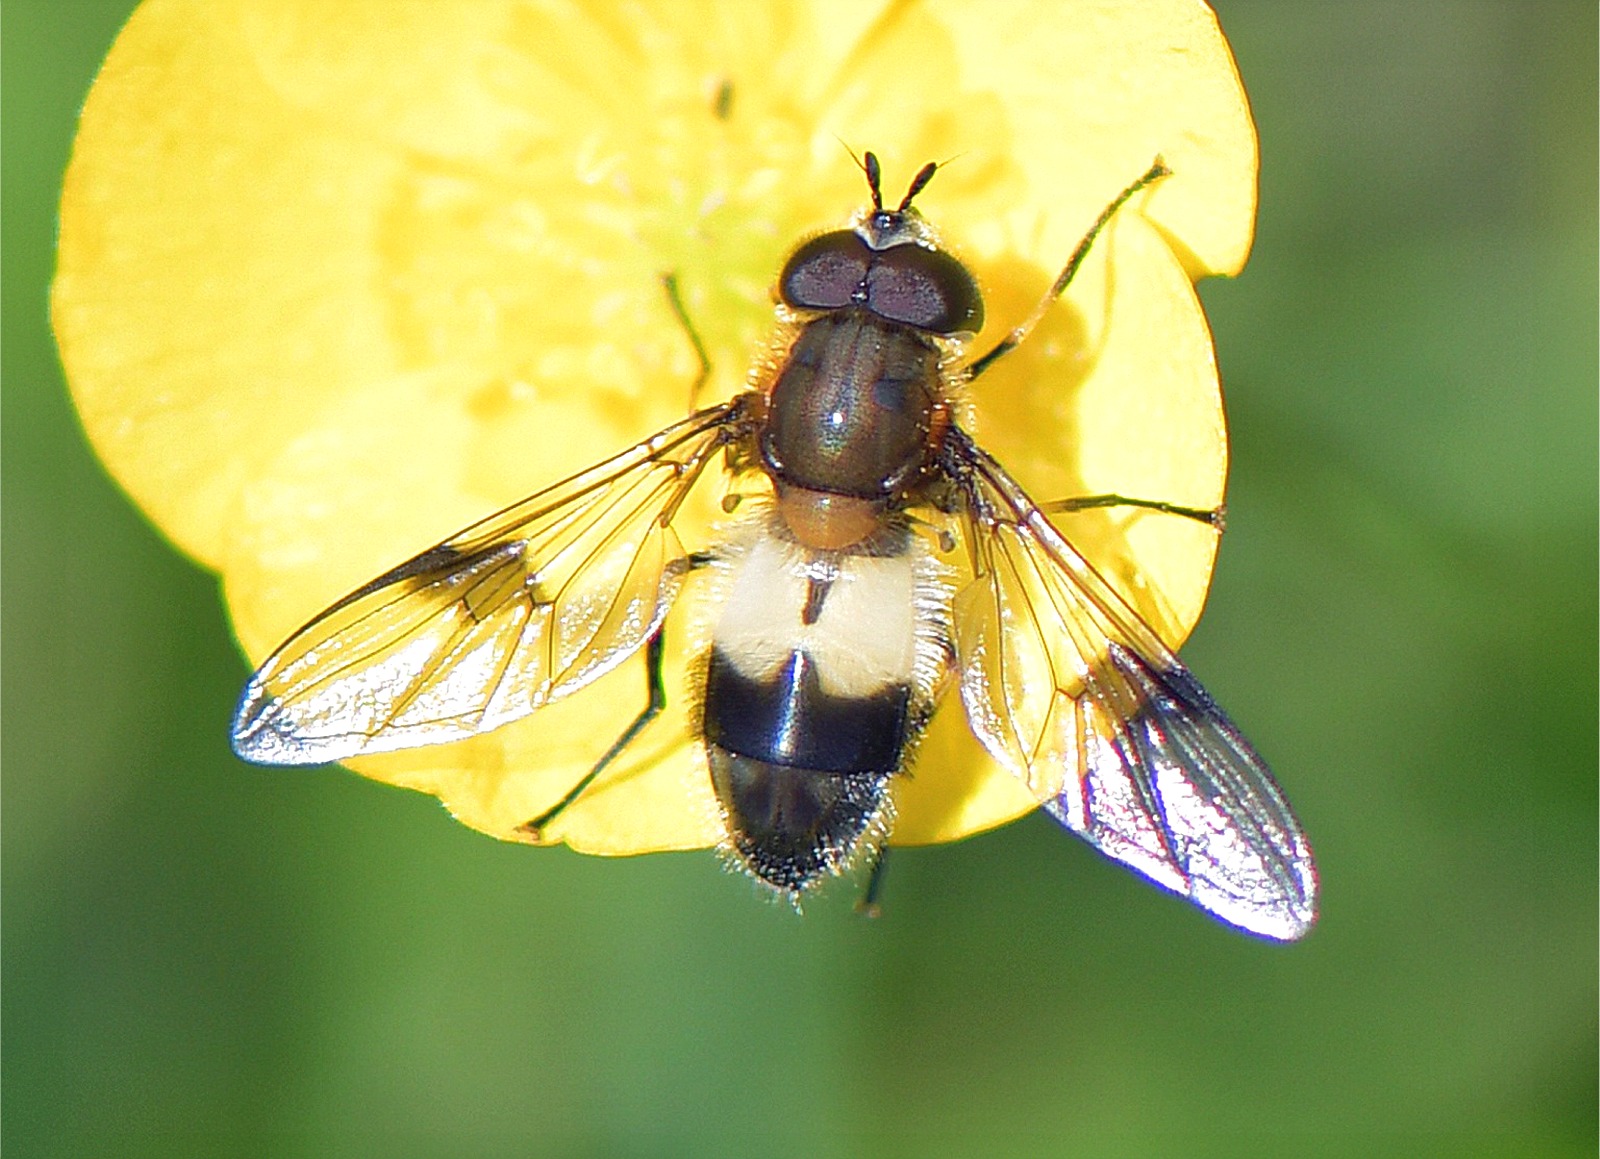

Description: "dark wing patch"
232 401 748 766
941 427 1317 941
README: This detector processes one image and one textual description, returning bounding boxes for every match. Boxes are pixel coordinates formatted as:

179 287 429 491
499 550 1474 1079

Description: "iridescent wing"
941 427 1317 941
232 400 750 766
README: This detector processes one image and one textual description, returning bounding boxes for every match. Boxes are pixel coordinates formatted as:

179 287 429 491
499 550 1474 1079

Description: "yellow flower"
54 0 1255 857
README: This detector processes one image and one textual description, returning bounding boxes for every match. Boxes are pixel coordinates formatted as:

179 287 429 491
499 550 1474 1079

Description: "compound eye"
864 244 984 334
779 232 871 311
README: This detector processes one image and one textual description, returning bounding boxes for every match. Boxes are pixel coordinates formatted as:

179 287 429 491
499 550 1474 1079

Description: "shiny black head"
778 152 984 336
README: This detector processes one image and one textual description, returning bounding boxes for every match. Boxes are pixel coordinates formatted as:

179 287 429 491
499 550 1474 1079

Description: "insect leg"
855 847 890 918
517 627 670 841
966 159 1171 382
1046 493 1225 530
661 272 713 414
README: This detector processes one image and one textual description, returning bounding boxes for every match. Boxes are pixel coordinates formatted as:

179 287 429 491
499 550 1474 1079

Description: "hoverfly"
232 153 1317 940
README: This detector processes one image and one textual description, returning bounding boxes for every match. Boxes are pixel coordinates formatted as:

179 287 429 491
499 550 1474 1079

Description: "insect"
232 153 1317 940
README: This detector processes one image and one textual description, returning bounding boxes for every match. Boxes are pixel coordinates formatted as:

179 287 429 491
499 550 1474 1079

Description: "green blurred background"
6 3 1595 1155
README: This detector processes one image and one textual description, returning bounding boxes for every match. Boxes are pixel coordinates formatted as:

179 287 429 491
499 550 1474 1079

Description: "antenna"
862 150 885 213
898 161 938 211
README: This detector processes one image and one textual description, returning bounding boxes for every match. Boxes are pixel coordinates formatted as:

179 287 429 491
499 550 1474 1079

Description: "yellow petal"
55 0 1255 853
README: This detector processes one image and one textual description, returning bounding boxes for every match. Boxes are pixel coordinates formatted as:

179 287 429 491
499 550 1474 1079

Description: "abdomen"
701 522 937 895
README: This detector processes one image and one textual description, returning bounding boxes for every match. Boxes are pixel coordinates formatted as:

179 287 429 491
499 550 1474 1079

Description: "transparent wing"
942 427 1317 941
232 400 749 766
